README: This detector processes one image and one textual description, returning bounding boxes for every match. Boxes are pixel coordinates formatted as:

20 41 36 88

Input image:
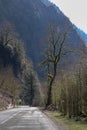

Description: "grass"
46 111 87 130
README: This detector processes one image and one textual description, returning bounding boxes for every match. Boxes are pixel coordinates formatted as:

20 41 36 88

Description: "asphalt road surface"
0 106 58 130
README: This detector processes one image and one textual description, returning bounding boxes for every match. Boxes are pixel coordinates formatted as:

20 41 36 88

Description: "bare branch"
61 50 74 56
56 32 68 63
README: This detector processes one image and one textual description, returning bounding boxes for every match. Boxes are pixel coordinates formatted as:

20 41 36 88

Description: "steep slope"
0 0 86 79
75 27 87 44
0 23 43 108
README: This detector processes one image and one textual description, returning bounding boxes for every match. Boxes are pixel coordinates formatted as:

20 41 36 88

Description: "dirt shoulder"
43 110 69 130
42 110 87 130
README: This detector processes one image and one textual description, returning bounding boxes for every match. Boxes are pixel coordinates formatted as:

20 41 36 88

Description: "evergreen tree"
21 72 35 105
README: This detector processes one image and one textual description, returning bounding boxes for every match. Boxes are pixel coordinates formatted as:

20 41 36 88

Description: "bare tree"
0 22 15 46
41 28 71 107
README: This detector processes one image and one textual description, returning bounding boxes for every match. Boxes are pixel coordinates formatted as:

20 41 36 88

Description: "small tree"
0 22 15 46
41 28 71 107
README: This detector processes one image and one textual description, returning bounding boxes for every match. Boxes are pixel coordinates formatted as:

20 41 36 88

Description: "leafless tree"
41 27 71 107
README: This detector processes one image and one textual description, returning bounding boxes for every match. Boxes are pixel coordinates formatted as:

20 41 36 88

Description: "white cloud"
50 0 87 33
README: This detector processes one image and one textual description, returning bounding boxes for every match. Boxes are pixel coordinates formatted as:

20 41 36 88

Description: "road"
0 106 58 130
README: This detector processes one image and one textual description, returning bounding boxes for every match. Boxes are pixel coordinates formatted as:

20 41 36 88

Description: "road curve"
0 106 58 130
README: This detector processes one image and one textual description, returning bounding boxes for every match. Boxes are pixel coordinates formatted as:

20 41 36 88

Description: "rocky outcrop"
0 90 13 110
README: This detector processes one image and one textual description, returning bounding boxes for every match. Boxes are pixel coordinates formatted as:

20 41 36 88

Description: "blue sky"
50 0 87 33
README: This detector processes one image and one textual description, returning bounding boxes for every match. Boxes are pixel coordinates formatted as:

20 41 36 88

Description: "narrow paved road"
0 106 58 130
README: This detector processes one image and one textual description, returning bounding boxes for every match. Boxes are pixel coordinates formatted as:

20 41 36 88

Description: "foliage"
0 22 24 101
20 72 35 105
52 63 87 119
0 22 43 107
0 22 25 76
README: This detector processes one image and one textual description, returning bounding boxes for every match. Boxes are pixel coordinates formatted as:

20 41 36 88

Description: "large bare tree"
41 28 71 107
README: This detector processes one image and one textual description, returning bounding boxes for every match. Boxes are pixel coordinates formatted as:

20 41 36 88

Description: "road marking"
0 111 21 125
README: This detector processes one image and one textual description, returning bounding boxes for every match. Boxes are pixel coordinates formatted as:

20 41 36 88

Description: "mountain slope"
0 0 86 79
0 23 43 107
75 27 87 44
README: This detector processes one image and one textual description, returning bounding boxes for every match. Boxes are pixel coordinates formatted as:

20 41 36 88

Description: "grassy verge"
45 111 87 130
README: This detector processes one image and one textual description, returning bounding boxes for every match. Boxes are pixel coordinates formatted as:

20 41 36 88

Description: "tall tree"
41 28 71 107
21 72 35 105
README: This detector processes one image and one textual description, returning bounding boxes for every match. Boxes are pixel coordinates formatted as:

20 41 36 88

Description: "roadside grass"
46 111 87 130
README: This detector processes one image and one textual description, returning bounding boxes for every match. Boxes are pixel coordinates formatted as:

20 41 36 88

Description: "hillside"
0 0 86 80
0 23 43 109
75 26 87 44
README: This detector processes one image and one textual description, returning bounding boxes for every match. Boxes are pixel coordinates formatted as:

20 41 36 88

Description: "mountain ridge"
75 26 87 44
0 0 86 79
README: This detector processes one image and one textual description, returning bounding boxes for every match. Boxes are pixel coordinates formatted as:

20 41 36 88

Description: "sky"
50 0 87 33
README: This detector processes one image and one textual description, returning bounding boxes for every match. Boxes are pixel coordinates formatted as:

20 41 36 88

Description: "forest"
41 26 87 122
